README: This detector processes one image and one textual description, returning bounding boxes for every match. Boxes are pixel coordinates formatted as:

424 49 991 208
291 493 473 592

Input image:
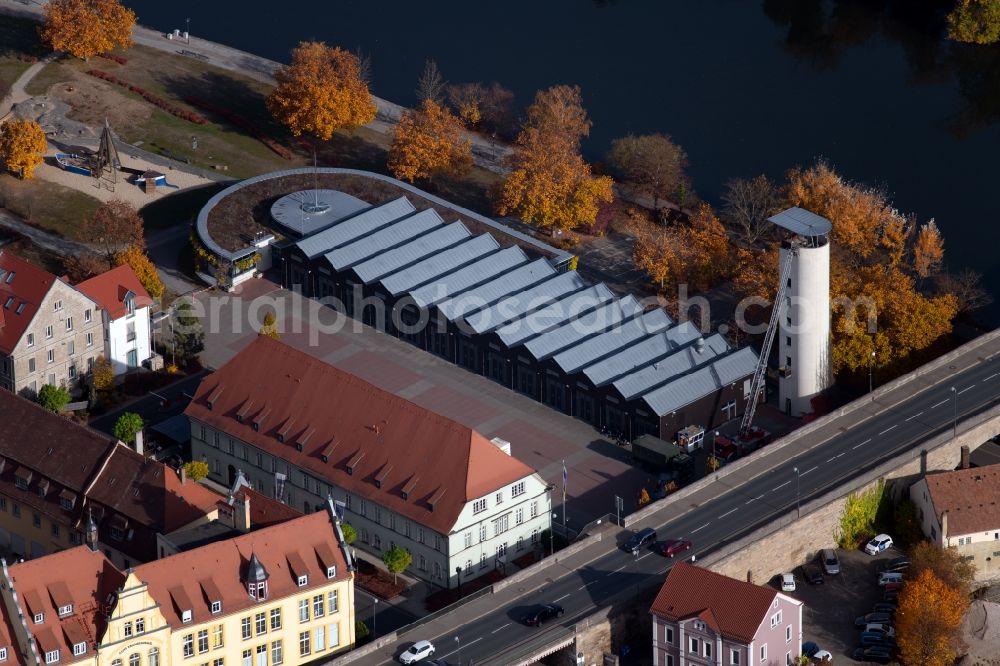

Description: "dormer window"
72 643 86 656
181 610 192 624
125 296 135 316
248 582 267 601
44 650 59 664
33 612 44 624
57 604 72 617
346 466 353 475
326 566 336 579
211 601 222 614
236 415 243 423
401 491 408 500
374 479 381 488
252 422 259 432
277 434 284 443
297 575 308 587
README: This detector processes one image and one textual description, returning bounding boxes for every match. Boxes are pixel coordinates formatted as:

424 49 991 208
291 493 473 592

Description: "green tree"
173 300 205 360
260 311 280 339
947 0 1000 44
38 383 70 412
113 411 144 444
340 522 358 545
183 460 209 481
381 545 412 583
354 619 370 643
836 480 888 548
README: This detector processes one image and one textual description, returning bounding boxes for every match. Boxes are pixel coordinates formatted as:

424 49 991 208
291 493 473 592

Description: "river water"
125 0 1000 320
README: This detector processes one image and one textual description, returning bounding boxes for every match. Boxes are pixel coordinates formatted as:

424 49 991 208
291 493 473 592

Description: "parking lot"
772 547 903 663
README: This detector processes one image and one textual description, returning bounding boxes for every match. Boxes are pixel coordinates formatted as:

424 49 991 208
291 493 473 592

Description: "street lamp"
454 636 462 666
372 598 378 638
951 386 958 438
185 17 190 43
869 350 876 397
793 467 800 518
551 512 558 556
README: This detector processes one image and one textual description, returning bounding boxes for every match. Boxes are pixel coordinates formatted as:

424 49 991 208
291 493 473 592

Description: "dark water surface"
126 0 1000 319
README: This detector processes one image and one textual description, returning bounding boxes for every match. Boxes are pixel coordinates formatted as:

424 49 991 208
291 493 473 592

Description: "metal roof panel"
437 258 556 321
524 295 643 360
466 271 587 334
295 197 416 259
768 207 832 237
552 308 672 374
409 246 528 309
380 234 500 297
612 333 730 400
325 208 443 271
496 283 616 348
582 321 704 387
641 347 757 416
354 221 471 284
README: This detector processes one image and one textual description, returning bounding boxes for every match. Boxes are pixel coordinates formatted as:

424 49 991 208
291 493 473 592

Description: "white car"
863 623 896 637
813 649 833 663
781 572 796 592
865 534 894 555
399 640 435 664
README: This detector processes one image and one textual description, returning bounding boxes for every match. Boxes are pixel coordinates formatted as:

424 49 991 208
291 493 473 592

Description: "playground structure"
54 120 177 193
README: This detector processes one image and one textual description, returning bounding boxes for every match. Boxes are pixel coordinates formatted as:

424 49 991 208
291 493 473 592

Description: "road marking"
491 623 510 634
905 411 923 421
879 425 897 435
611 564 626 574
958 386 973 395
800 466 818 476
745 494 763 505
826 455 838 463
719 508 738 519
554 594 569 602
984 373 997 381
852 442 864 450
931 399 948 409
773 481 791 492
691 523 710 534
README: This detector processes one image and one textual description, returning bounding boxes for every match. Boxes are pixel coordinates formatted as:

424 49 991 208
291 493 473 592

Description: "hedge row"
184 96 294 160
99 53 128 65
86 70 207 124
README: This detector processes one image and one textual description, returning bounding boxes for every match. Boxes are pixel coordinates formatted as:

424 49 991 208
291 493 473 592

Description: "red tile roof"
9 547 126 664
233 485 303 529
924 465 1000 536
0 251 57 354
75 264 152 320
133 510 350 627
184 336 536 533
650 562 777 644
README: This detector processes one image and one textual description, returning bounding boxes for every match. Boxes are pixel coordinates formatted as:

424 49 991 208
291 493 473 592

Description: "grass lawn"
0 173 102 240
139 181 228 233
0 15 46 97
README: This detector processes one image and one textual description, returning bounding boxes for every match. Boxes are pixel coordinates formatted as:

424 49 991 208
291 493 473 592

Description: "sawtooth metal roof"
289 191 759 417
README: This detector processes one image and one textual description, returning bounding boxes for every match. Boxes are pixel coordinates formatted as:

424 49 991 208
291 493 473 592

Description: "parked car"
859 631 896 648
879 556 910 573
852 646 893 663
399 640 436 664
862 623 896 637
781 572 796 592
522 604 564 627
855 612 894 627
865 534 894 555
622 528 657 553
883 581 904 592
802 642 820 658
658 538 693 557
872 602 897 615
883 590 899 603
801 564 824 585
821 549 841 575
877 571 904 586
813 650 833 663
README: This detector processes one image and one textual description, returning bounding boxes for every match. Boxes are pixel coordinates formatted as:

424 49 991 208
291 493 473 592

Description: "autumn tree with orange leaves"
40 0 135 60
914 220 945 278
83 199 145 268
0 119 46 179
115 245 164 300
497 85 613 231
388 100 471 184
896 568 968 666
267 42 376 141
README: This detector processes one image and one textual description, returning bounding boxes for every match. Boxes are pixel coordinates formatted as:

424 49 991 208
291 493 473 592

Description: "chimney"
746 569 753 584
85 508 98 552
490 437 511 456
135 430 144 456
234 494 251 533
179 464 187 485
940 510 949 547
960 445 970 470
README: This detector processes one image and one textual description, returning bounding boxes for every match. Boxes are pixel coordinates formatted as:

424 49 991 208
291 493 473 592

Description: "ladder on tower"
740 247 796 436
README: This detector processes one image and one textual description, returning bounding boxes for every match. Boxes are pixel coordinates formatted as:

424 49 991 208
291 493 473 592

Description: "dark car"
523 604 564 627
801 564 824 585
852 647 893 664
859 631 896 648
622 528 657 553
879 556 910 573
883 590 899 603
855 612 893 627
801 642 819 658
872 602 897 615
658 538 693 557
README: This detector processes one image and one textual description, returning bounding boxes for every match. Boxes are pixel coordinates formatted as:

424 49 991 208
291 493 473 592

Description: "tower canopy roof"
769 207 832 237
245 552 269 583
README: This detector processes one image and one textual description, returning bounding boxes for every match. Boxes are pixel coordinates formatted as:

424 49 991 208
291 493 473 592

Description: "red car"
658 539 693 557
883 581 903 592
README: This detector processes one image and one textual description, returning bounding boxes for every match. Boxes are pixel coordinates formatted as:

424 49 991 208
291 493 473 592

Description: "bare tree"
446 82 485 125
936 269 993 314
353 47 373 87
415 59 446 104
480 81 515 136
721 174 782 244
607 133 688 208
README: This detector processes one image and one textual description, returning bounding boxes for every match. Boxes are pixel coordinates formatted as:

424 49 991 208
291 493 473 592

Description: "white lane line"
879 425 897 435
931 399 948 409
691 523 710 534
773 481 791 492
958 386 973 395
577 584 587 591
554 594 569 602
719 508 738 519
745 494 763 506
984 373 997 381
905 411 924 422
800 466 818 476
491 623 510 634
612 564 626 574
826 455 838 463
852 442 864 450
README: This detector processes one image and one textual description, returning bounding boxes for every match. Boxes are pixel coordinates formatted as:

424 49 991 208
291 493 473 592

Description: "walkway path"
0 55 50 120
0 209 96 258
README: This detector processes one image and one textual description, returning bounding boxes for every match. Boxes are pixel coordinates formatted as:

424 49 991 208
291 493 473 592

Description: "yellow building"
0 506 355 666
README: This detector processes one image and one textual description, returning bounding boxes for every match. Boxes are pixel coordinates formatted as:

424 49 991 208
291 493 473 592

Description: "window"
326 565 336 579
705 642 712 659
73 644 86 657
211 600 222 614
298 599 309 623
126 297 135 316
297 574 308 587
479 525 487 542
65 317 73 332
666 657 674 666
312 595 324 618
47 350 54 364
68 365 76 380
46 325 53 339
241 649 251 666
786 624 792 643
464 532 472 548
493 513 509 536
27 333 33 347
136 618 144 634
313 626 325 652
212 625 223 649
28 357 35 372
327 590 338 613
266 608 280 631
298 632 310 657
786 652 793 665
665 627 673 645
760 644 767 663
516 507 524 525
127 322 136 342
57 604 72 617
770 611 782 628
183 635 194 658
270 641 282 666
731 649 740 665
85 332 93 347
33 612 44 624
530 501 538 518
511 481 525 497
473 498 487 514
149 649 159 666
255 613 266 635
330 623 339 647
689 637 699 654
45 651 59 664
495 491 503 504
241 617 251 640
85 309 91 323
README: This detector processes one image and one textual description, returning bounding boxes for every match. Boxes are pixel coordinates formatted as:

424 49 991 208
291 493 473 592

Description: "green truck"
631 434 695 484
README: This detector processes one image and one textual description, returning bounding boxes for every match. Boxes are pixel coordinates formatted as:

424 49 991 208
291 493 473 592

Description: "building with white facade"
76 264 154 374
185 336 552 588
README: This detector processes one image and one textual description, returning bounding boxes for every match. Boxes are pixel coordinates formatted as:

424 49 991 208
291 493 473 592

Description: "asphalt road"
379 353 1000 665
